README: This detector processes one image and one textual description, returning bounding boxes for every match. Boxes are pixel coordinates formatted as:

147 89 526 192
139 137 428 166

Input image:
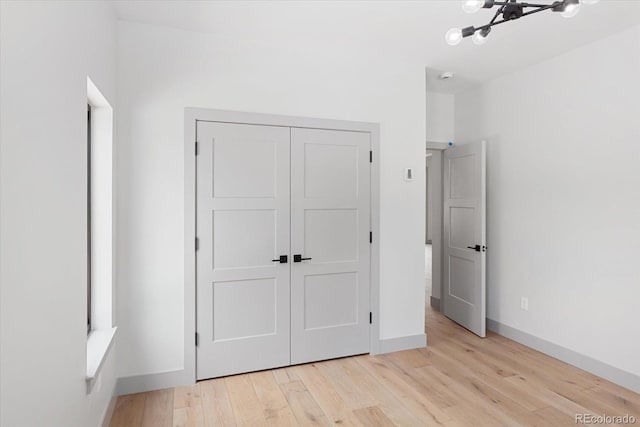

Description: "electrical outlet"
520 297 529 311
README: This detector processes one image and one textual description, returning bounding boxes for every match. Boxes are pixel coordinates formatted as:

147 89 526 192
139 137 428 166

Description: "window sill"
86 326 117 393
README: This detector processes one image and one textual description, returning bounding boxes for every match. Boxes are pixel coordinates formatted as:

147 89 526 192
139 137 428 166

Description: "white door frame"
184 108 381 384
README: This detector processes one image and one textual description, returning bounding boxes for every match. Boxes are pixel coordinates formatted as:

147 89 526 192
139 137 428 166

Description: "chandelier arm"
470 1 509 36
489 2 508 25
519 2 557 8
518 2 563 17
473 1 565 34
491 1 560 7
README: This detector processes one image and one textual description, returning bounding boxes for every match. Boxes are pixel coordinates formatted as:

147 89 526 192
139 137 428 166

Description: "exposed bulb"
580 0 599 4
472 30 488 45
561 2 580 18
462 0 485 14
445 28 463 46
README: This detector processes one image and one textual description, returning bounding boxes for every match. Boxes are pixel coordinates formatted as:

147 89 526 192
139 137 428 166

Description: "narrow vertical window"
87 103 92 334
85 77 116 390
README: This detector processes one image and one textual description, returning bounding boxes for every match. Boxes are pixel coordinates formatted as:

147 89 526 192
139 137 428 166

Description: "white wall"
0 2 118 426
426 92 455 143
116 21 426 377
455 25 640 380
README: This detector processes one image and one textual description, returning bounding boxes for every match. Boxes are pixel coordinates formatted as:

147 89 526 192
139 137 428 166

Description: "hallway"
425 244 432 299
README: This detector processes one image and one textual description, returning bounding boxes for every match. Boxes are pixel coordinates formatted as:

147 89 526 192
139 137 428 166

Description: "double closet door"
196 120 371 380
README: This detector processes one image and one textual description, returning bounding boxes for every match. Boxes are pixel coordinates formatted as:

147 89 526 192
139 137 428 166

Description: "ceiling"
112 1 640 93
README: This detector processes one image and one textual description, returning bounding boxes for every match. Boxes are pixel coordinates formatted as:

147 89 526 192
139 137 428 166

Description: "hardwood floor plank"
382 349 431 371
291 363 362 426
200 378 236 427
425 344 550 414
314 358 377 410
173 383 205 427
279 380 330 426
352 406 395 427
141 389 173 427
533 406 586 427
355 355 450 425
442 403 514 427
174 384 202 409
583 385 640 417
250 370 299 426
173 406 205 427
378 354 457 410
110 393 146 427
273 366 301 385
332 356 428 426
419 365 536 427
430 334 518 378
503 374 596 418
225 374 266 426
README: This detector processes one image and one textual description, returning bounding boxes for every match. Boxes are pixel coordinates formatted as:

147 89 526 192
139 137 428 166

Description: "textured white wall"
116 21 427 377
0 1 118 426
455 25 640 378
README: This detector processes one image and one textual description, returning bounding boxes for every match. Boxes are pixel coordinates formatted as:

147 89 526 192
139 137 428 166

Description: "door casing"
184 108 381 384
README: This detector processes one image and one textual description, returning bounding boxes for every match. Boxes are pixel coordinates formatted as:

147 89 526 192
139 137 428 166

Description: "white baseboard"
379 333 427 354
115 334 428 396
116 369 192 396
430 296 440 311
487 318 640 394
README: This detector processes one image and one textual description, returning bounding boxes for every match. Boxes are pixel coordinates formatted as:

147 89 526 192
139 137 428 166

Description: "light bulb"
445 28 463 46
472 30 488 45
561 2 580 17
580 0 599 4
462 0 485 13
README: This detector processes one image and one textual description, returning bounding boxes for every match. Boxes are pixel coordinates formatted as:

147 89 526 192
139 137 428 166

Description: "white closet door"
290 128 370 365
196 121 290 379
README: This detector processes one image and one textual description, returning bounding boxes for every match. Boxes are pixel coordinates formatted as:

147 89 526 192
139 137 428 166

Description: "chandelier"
446 0 600 45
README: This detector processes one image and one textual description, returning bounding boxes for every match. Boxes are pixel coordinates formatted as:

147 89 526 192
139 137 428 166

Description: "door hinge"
369 312 373 324
195 141 199 155
195 237 199 251
195 332 199 346
370 151 373 163
369 231 372 244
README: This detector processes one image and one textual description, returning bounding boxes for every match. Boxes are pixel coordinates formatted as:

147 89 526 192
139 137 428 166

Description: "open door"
443 141 486 337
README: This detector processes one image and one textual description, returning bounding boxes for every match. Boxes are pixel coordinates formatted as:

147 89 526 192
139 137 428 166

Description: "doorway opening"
425 153 434 309
425 67 488 339
424 147 443 315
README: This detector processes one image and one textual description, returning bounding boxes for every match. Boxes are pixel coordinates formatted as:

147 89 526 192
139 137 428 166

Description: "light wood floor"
110 305 640 426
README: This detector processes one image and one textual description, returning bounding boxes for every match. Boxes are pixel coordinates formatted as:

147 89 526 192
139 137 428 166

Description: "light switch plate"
404 168 413 181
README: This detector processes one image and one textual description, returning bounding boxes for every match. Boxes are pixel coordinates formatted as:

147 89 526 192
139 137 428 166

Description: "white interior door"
443 141 487 337
290 128 370 364
196 121 291 379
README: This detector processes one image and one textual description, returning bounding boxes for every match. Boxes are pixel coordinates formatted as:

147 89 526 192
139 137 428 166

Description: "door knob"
293 254 312 263
271 255 288 263
467 245 487 252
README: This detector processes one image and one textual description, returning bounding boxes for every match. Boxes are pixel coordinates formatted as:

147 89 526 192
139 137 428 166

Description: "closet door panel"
196 121 290 379
290 128 371 364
